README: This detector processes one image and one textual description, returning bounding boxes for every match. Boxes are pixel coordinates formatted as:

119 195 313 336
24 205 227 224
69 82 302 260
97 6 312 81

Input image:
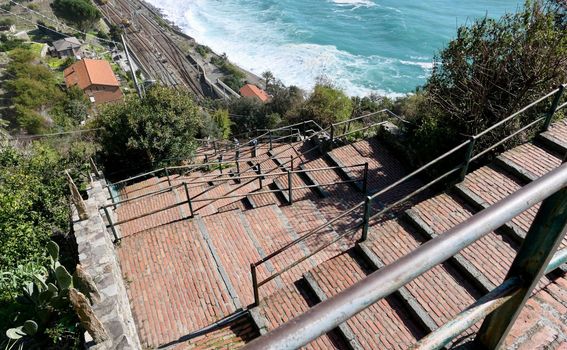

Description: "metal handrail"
101 163 368 231
242 162 567 349
105 120 326 192
330 109 406 142
106 163 368 208
249 85 565 306
412 248 566 350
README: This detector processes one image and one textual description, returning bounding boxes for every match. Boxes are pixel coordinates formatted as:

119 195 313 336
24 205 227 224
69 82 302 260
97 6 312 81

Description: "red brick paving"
170 315 258 350
308 251 422 349
499 142 563 179
255 283 347 350
362 219 479 328
117 219 236 348
111 121 567 349
410 193 519 288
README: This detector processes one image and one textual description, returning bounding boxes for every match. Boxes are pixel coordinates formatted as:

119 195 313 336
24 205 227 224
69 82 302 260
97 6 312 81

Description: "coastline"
137 0 264 90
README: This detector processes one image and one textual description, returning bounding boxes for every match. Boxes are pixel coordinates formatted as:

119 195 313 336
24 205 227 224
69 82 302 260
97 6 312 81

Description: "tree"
423 1 566 150
402 1 567 165
299 82 352 127
94 85 201 177
52 0 101 31
212 109 231 139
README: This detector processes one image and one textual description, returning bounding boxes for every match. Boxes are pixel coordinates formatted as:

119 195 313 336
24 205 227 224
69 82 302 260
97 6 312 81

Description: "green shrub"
52 0 101 31
408 1 567 164
298 82 352 127
94 85 201 177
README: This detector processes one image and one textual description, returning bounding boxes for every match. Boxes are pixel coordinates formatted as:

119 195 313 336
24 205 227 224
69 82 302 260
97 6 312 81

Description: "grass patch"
29 42 44 57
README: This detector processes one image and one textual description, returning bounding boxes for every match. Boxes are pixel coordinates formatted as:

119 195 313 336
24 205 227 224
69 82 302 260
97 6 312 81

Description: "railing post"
475 186 567 349
103 206 119 243
219 155 223 174
107 184 116 208
460 136 477 181
252 142 257 158
236 150 241 183
269 131 273 150
164 167 172 187
205 154 210 171
363 162 369 195
290 155 294 171
89 157 100 178
330 124 335 145
183 182 194 218
251 263 260 307
257 163 263 189
66 170 88 221
542 85 565 132
287 170 293 205
360 196 372 242
213 140 217 155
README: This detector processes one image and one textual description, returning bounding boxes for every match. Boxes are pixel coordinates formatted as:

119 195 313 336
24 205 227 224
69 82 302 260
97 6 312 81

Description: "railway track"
98 0 206 97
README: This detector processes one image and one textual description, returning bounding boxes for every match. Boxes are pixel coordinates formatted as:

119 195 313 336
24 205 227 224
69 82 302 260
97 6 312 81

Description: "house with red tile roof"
239 83 270 102
64 59 123 106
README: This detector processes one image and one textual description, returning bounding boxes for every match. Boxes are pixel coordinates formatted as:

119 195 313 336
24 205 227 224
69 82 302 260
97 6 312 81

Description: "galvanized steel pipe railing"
243 162 567 350
248 86 565 305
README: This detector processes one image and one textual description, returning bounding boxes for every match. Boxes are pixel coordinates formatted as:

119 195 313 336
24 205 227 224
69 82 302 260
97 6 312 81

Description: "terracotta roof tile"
64 59 120 90
239 84 269 102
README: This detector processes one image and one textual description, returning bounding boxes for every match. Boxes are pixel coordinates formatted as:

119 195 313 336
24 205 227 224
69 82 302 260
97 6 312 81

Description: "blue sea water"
146 0 523 97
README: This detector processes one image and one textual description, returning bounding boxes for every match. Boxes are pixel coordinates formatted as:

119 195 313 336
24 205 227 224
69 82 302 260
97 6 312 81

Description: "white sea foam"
331 0 376 9
399 60 434 70
144 0 439 97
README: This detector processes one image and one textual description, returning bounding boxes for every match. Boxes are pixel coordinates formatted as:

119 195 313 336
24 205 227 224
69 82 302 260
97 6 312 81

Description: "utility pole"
121 34 143 99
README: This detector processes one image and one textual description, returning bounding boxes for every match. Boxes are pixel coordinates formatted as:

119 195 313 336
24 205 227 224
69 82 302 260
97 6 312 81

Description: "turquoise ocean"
146 0 523 97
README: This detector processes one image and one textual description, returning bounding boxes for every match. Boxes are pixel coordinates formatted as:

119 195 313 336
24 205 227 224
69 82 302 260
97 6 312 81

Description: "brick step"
272 170 319 204
197 211 264 308
197 204 335 307
454 165 567 249
304 250 425 349
351 138 425 204
305 158 358 199
117 176 162 201
117 219 239 348
170 314 258 350
243 205 312 291
538 119 567 154
495 142 563 182
279 200 348 266
406 193 554 294
246 183 282 208
116 187 183 238
326 143 368 193
251 282 350 350
360 217 482 332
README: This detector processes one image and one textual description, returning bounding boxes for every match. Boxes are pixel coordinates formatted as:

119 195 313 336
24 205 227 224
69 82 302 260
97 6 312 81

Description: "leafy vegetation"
398 1 567 165
297 81 353 127
93 85 201 177
0 141 94 348
212 54 246 92
52 0 101 31
2 242 83 349
2 47 89 134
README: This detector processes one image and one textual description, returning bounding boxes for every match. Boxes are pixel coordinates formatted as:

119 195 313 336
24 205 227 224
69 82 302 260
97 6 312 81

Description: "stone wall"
73 177 141 349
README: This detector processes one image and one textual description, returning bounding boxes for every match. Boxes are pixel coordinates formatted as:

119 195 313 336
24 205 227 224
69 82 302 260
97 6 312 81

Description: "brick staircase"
108 118 567 349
